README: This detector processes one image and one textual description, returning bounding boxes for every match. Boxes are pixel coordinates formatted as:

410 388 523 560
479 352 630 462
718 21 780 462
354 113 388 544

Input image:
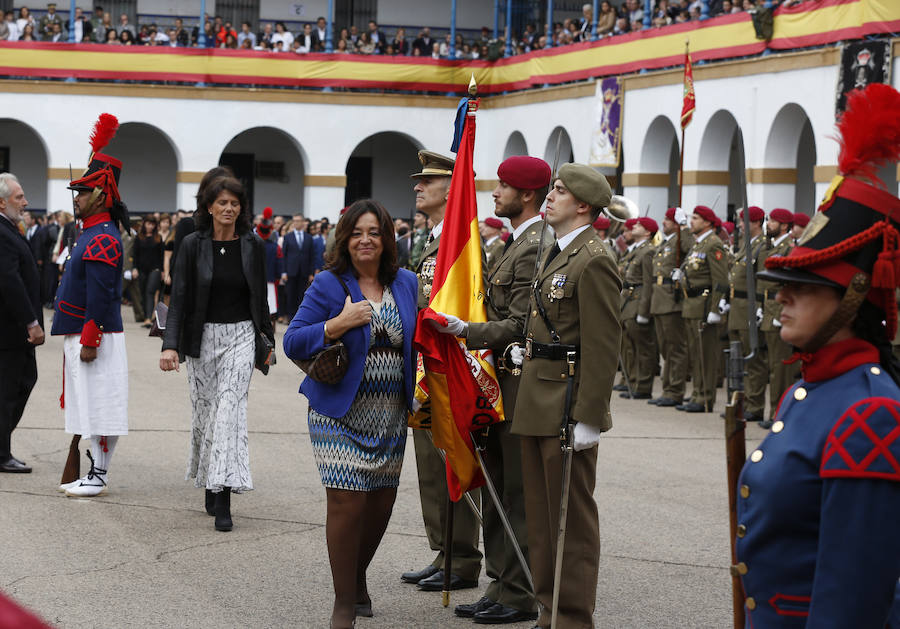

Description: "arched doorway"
640 115 680 208
544 127 574 165
763 103 817 214
0 119 49 211
345 131 422 219
219 127 306 215
503 131 528 159
698 110 744 220
104 122 178 215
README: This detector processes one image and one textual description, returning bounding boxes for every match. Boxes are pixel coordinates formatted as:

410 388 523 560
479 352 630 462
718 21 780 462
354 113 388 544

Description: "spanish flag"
412 90 505 502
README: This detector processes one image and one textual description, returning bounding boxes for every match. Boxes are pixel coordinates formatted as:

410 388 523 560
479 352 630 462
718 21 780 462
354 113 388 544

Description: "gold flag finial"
468 74 477 97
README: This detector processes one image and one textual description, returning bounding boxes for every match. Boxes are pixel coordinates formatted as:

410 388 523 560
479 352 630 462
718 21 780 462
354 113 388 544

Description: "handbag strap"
330 270 352 298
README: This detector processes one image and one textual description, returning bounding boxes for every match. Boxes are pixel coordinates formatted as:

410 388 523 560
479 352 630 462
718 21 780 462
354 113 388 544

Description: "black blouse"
206 239 252 323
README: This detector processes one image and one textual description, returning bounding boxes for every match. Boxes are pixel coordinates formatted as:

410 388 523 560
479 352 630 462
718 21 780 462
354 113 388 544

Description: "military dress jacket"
757 234 793 333
679 231 729 320
650 229 693 316
621 239 654 321
727 234 766 332
484 237 505 274
513 227 622 437
416 233 440 310
50 212 124 347
735 338 900 627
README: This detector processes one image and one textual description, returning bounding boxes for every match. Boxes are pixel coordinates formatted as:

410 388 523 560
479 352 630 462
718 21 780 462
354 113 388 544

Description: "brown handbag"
292 272 351 385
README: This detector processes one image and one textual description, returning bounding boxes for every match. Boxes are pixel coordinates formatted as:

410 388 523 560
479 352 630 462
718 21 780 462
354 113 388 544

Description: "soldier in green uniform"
513 163 621 629
401 150 483 591
756 208 799 427
620 217 659 399
674 205 729 413
592 215 617 256
613 219 637 392
722 206 768 423
39 3 64 39
648 207 692 406
430 155 550 624
407 210 429 271
481 216 506 274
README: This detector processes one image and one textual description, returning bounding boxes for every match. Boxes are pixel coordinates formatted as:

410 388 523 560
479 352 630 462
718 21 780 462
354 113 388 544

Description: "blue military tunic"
735 337 900 627
51 211 123 346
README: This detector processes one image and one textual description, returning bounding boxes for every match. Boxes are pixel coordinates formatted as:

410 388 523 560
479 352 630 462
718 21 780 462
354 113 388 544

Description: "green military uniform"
413 231 482 581
120 227 145 322
465 218 543 614
484 236 505 275
621 238 657 396
726 233 768 419
39 7 64 39
514 222 621 628
680 229 730 410
650 228 693 403
757 233 798 420
408 226 428 271
615 244 636 389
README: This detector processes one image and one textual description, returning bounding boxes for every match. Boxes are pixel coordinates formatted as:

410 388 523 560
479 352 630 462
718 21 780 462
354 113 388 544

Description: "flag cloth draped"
681 46 696 129
411 95 505 502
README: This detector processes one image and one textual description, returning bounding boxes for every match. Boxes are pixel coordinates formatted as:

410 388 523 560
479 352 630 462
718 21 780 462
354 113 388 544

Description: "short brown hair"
326 199 398 286
195 176 251 235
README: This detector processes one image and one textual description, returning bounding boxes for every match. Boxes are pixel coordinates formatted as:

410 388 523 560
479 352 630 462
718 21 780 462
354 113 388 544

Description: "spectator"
357 30 375 55
133 216 164 328
70 7 92 42
439 33 450 57
0 11 18 41
119 29 134 45
625 0 645 24
237 21 256 48
258 22 274 47
334 37 349 53
16 7 35 36
223 32 238 49
90 5 104 42
412 26 432 56
312 16 327 51
612 16 629 35
117 13 135 38
48 22 65 42
367 20 384 53
431 40 440 59
577 3 593 40
218 20 236 46
392 27 408 55
652 0 674 27
104 28 119 44
166 28 178 47
173 17 189 46
272 21 293 50
596 1 616 35
272 40 284 53
201 21 215 47
295 22 314 53
348 24 359 46
136 24 151 45
39 3 63 39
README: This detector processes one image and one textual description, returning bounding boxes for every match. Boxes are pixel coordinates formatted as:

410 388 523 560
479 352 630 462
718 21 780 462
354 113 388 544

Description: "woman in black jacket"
159 175 274 532
133 216 163 327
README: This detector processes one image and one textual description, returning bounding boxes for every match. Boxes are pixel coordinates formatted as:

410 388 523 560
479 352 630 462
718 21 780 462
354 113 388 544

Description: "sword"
426 429 482 524
550 421 575 629
723 340 747 629
696 320 709 412
617 351 635 399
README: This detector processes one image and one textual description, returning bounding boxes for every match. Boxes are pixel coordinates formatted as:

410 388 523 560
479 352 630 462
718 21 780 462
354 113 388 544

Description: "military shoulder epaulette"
583 237 609 258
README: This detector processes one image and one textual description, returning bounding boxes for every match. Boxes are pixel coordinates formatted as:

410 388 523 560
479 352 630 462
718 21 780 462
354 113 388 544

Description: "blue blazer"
283 267 418 418
282 229 314 278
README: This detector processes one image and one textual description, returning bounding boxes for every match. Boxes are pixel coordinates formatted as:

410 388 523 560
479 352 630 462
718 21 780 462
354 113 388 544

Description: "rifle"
724 341 747 629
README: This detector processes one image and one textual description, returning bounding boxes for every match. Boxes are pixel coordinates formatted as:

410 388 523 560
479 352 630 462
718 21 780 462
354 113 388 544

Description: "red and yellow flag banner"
411 94 504 502
681 46 695 129
1 1 897 94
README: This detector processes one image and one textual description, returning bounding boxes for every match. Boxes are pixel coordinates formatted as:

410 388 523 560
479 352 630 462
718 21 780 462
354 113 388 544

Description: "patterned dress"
308 285 407 491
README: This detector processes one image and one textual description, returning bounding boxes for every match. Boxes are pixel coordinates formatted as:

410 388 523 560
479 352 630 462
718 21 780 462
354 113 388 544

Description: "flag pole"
442 494 455 607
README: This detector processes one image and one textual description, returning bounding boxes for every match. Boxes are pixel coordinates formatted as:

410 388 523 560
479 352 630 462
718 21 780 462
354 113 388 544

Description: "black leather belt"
525 339 579 360
684 286 710 298
623 281 643 290
763 289 778 301
655 276 674 285
730 289 764 301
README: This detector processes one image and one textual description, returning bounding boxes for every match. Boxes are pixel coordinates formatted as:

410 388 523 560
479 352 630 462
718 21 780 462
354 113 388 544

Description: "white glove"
510 345 525 366
718 298 730 315
636 314 650 325
706 311 722 325
756 307 764 326
772 317 782 328
673 207 687 226
430 312 468 337
123 270 132 281
671 268 684 282
573 422 602 451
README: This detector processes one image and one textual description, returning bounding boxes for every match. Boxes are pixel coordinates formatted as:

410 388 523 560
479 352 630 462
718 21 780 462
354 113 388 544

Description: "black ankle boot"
214 488 232 532
205 489 215 516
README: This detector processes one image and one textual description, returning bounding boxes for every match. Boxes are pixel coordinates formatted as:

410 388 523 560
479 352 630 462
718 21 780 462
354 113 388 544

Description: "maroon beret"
624 218 638 230
497 156 552 190
500 231 511 242
636 217 658 234
740 206 765 222
665 207 677 221
792 212 810 227
693 205 717 224
769 208 793 224
722 221 735 235
593 215 610 230
484 217 503 229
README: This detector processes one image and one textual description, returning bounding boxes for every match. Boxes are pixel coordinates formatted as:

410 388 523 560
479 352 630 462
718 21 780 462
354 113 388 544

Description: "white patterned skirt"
185 320 255 493
63 332 129 438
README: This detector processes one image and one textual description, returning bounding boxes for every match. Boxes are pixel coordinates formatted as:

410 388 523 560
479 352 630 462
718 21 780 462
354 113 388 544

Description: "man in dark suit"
280 213 314 319
412 27 433 56
0 173 45 473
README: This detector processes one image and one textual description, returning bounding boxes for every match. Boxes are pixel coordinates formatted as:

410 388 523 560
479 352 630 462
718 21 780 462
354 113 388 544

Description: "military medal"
549 273 566 301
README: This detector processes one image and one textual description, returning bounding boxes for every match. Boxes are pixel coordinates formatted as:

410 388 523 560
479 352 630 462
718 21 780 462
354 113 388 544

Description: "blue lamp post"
591 0 599 40
198 0 207 47
504 0 512 57
325 0 333 52
450 0 457 59
546 0 553 48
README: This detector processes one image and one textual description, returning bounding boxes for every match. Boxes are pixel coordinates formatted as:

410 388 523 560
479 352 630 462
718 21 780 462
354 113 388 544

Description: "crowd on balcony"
0 0 816 58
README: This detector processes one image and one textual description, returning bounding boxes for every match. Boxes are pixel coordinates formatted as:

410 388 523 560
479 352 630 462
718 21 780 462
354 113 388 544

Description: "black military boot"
214 488 233 532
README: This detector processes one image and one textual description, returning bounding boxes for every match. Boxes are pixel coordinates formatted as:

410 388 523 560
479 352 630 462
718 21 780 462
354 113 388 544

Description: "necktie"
426 233 435 246
543 242 561 270
502 236 513 255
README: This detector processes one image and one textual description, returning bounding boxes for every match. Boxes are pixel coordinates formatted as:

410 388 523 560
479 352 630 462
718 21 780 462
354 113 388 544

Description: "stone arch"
503 131 528 159
544 127 574 165
640 115 680 206
0 118 50 211
761 103 819 214
219 126 307 215
345 131 423 218
105 122 179 215
698 110 744 218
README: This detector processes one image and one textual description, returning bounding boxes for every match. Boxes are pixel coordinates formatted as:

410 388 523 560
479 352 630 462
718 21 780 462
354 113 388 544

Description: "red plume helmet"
89 113 119 157
263 206 273 220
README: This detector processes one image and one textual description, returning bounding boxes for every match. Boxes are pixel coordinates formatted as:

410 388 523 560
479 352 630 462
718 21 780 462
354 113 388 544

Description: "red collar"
786 337 880 383
81 212 112 229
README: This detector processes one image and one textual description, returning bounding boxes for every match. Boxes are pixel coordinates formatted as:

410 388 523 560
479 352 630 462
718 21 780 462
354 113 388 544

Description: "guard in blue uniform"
53 113 131 497
734 83 900 627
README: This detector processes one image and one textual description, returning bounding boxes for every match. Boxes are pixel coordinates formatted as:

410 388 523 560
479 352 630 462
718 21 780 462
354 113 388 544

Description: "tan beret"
556 163 612 209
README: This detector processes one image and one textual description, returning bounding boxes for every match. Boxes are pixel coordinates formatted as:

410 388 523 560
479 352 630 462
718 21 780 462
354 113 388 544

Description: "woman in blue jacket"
283 199 417 629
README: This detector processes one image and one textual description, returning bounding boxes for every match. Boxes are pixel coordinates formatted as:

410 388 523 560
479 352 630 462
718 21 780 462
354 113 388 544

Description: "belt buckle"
657 276 663 285
730 286 735 300
566 350 576 376
525 338 533 360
